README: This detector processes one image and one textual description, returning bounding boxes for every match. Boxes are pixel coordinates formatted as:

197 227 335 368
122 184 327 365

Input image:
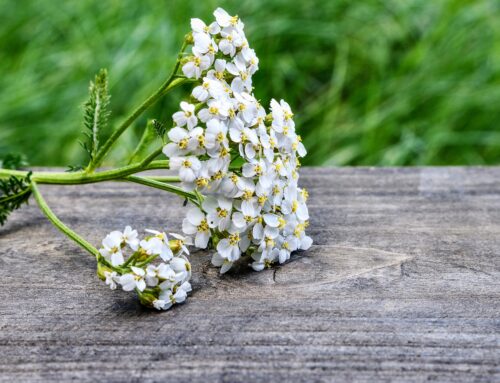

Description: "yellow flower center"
197 134 205 147
278 217 286 229
229 233 240 246
213 171 224 180
197 219 209 232
182 160 192 168
196 178 209 188
242 190 253 200
178 138 189 149
265 236 275 248
217 208 228 218
301 188 309 201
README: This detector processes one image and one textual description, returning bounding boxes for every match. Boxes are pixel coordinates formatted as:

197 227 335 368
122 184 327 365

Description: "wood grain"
1 167 499 382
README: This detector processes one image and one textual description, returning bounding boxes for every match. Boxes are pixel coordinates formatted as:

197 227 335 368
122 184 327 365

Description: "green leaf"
0 153 28 170
128 119 158 164
152 119 167 141
0 172 32 226
82 68 110 164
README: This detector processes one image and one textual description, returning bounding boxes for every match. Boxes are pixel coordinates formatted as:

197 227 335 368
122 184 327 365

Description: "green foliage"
152 120 167 141
81 68 110 165
0 0 499 166
0 173 32 225
0 153 28 170
128 120 160 164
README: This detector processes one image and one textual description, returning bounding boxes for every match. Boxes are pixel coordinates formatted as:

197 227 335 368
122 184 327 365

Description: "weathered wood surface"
1 167 499 382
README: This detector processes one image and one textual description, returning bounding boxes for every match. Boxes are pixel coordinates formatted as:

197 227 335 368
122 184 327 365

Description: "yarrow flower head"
97 227 192 310
165 7 312 274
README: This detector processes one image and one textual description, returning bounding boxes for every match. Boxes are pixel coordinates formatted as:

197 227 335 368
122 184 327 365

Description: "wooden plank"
0 167 499 382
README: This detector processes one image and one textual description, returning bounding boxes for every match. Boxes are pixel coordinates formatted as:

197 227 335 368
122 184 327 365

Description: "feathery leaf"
82 68 110 164
0 172 32 226
0 153 28 170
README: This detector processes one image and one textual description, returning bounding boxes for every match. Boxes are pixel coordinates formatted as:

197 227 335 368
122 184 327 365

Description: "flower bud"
96 262 114 281
137 289 159 308
184 32 194 45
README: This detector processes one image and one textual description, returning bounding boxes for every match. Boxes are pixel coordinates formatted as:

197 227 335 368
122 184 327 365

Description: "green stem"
89 42 189 171
145 176 181 183
31 182 99 257
0 149 166 185
122 175 198 204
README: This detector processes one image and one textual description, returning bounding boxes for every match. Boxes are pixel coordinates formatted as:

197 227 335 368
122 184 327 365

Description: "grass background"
1 0 499 167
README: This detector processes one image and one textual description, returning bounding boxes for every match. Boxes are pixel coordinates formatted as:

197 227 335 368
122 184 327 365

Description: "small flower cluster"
97 226 192 310
164 8 312 274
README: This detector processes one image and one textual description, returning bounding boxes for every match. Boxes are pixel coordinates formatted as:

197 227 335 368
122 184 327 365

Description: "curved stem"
122 175 199 205
31 182 99 258
89 41 189 171
0 149 167 185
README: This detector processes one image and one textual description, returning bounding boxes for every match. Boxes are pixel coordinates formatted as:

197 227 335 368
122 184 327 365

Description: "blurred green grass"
1 0 499 166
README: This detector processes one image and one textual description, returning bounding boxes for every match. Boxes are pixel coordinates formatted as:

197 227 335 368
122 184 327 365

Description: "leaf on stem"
81 68 111 165
152 119 167 141
0 153 29 170
0 172 32 225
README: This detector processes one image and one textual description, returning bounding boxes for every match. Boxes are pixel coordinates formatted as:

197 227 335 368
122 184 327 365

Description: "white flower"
214 8 243 30
140 229 174 261
162 7 313 275
119 266 146 292
173 102 198 130
191 18 220 35
169 232 192 255
211 252 234 274
232 199 260 231
104 271 118 290
216 226 250 262
163 126 191 157
204 118 228 150
182 55 211 79
170 156 202 183
198 99 231 122
99 231 124 266
145 263 175 287
203 196 233 231
219 28 244 57
169 256 192 283
192 78 225 102
182 208 211 248
121 226 139 250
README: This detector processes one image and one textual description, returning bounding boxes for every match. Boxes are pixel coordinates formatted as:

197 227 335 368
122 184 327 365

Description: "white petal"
195 231 210 249
187 208 204 225
110 252 124 266
263 214 279 227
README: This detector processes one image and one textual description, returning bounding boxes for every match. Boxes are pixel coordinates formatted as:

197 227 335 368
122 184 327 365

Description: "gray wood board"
1 167 499 382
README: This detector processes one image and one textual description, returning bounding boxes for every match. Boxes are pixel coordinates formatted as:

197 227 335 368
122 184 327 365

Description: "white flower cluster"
98 226 192 310
163 8 312 274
